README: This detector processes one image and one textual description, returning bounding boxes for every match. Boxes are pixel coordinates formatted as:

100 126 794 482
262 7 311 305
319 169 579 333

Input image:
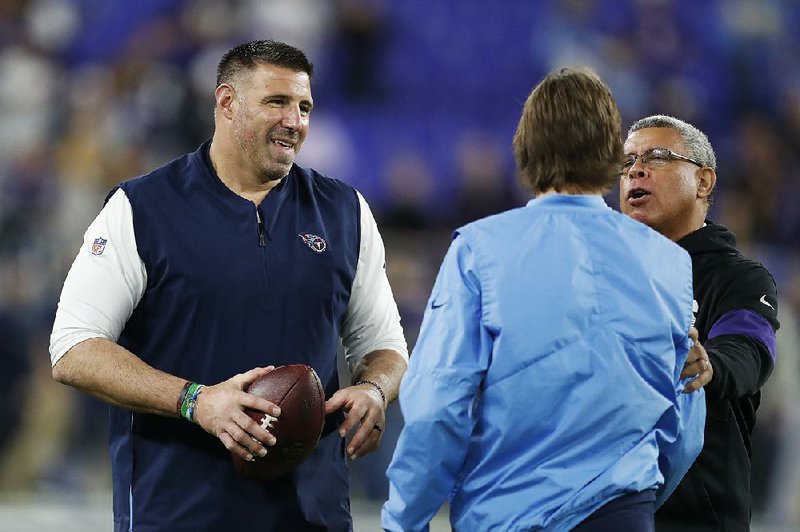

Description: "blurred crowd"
0 0 798 527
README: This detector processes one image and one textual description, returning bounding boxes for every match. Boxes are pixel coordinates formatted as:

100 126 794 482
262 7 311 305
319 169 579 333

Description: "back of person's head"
513 68 622 195
216 40 314 88
628 114 717 205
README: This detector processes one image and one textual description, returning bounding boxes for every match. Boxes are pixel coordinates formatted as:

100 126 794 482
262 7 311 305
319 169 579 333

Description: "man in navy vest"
50 40 408 531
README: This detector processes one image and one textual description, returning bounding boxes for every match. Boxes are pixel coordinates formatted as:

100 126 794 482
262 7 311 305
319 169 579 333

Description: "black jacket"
656 223 780 531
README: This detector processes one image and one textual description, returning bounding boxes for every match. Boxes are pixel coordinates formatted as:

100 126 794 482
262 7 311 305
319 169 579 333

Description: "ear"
214 84 236 120
696 167 716 202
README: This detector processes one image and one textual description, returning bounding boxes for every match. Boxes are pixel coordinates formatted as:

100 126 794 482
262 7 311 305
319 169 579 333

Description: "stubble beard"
259 150 292 182
234 124 293 183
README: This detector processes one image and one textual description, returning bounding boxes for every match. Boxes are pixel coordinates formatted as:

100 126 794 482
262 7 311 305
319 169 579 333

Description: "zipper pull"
256 208 266 247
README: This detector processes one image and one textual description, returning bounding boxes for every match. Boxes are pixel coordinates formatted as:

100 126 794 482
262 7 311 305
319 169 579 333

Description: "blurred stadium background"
1 0 799 530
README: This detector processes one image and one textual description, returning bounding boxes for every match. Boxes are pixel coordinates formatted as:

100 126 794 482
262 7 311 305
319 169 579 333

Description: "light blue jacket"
382 194 705 531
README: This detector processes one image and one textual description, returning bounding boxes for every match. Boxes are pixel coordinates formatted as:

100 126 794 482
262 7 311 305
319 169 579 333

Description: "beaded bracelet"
354 379 386 407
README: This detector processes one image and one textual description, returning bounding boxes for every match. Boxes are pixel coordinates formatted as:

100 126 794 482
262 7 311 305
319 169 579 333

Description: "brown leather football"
231 364 325 481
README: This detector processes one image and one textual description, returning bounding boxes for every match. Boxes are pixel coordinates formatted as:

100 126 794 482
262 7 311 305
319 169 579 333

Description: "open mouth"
627 188 650 200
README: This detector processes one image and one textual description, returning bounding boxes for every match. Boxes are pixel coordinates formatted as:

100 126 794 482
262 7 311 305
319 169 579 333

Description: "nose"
625 157 648 179
281 105 303 130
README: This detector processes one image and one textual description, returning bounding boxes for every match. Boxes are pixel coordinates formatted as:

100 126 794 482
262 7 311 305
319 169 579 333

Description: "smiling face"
620 127 713 241
216 63 313 185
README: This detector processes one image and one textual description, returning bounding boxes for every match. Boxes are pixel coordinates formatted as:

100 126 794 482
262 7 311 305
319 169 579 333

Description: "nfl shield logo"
91 237 108 256
298 233 327 254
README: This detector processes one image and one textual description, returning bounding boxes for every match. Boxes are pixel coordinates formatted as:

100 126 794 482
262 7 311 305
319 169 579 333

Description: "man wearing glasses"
620 115 780 531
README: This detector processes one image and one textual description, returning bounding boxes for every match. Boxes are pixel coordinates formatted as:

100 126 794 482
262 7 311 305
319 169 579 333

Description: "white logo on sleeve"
760 295 775 310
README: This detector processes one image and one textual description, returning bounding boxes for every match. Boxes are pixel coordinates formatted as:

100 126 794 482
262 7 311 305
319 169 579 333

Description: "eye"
647 154 669 165
622 157 636 169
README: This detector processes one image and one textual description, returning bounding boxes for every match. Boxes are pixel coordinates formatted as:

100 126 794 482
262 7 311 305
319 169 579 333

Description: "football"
231 364 326 481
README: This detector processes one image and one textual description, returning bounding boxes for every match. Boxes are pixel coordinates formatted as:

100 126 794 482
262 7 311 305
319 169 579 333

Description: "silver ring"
373 425 382 433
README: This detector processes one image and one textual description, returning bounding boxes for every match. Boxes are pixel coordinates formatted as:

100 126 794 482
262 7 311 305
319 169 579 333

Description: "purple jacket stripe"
708 309 777 362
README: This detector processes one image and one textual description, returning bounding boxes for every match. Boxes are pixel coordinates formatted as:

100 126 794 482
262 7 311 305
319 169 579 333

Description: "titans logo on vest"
299 233 327 254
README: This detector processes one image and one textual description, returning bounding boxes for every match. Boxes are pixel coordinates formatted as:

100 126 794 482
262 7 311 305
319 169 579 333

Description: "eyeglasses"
622 147 704 172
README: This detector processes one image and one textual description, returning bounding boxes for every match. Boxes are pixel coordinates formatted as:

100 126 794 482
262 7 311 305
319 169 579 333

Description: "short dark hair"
513 68 622 194
216 40 314 88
